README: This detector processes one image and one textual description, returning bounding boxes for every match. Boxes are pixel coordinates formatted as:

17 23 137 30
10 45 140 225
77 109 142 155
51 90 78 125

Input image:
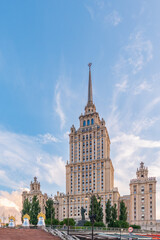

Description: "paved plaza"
0 228 60 240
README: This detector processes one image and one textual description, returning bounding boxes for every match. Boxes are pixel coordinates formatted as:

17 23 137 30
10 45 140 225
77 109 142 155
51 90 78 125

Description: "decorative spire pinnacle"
88 63 93 104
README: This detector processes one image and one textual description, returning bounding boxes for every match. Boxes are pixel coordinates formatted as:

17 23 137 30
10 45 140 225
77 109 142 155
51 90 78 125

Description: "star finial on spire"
88 62 92 70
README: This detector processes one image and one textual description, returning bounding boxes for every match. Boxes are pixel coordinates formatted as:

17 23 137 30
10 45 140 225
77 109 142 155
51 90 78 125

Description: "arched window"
87 119 90 126
91 118 94 125
83 120 86 127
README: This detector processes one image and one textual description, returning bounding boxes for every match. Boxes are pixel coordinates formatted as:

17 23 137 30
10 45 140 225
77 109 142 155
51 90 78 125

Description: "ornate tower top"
136 162 148 180
30 177 41 193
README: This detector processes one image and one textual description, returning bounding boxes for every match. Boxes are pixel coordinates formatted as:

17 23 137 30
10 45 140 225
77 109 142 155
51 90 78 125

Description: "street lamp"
51 194 53 228
63 192 74 235
85 190 100 240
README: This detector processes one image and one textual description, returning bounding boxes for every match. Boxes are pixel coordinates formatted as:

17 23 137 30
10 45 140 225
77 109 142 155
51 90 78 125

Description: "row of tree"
22 196 55 225
22 195 140 229
86 196 128 227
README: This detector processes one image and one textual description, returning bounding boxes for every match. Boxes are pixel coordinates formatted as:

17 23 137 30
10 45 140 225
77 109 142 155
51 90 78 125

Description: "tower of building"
54 64 119 222
130 162 156 230
22 177 48 214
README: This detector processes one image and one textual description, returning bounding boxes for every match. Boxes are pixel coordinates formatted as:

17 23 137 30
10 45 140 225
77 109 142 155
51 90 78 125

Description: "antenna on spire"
88 63 92 70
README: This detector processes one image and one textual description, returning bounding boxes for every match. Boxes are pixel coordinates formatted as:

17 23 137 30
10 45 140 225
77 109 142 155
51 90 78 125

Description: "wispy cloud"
134 80 152 95
115 77 128 92
114 31 153 76
85 2 121 27
0 128 66 190
104 10 121 26
126 31 153 74
55 83 66 129
132 117 160 134
36 133 60 144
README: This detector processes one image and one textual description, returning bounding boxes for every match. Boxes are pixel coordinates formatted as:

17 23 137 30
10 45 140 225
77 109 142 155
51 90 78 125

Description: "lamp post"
51 194 53 228
64 192 74 235
85 190 100 240
67 193 69 235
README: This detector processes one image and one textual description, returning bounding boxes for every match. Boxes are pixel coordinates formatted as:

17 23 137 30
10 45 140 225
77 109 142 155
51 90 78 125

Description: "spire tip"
88 63 92 70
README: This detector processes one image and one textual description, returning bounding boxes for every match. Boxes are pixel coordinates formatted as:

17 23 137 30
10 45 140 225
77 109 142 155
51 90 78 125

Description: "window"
141 186 144 194
87 120 90 126
149 184 153 193
83 120 86 127
91 118 94 125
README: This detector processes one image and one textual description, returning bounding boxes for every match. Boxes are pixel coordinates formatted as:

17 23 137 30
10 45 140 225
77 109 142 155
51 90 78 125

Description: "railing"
45 225 160 234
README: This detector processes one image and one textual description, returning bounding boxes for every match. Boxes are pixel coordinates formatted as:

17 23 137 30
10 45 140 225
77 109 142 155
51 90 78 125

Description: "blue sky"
0 0 160 221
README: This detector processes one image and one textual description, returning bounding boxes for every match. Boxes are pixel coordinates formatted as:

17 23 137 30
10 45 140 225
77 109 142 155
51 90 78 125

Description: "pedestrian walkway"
0 228 60 240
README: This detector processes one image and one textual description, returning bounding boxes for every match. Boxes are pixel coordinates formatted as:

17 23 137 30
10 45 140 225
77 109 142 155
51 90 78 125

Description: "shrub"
94 222 105 227
130 224 141 229
62 218 76 226
84 221 92 226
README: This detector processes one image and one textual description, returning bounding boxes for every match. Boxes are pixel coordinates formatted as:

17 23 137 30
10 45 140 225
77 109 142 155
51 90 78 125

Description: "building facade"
22 177 48 214
53 64 157 229
130 162 156 230
54 64 120 222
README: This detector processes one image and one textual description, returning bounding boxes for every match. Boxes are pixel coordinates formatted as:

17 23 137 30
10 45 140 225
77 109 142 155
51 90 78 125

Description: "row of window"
133 184 153 194
83 119 94 126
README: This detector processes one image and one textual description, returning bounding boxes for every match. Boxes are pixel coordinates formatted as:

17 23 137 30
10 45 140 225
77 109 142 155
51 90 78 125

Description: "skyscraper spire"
88 63 93 104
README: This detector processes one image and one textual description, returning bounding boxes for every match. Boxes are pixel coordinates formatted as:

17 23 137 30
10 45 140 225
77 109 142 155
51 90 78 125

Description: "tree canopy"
45 198 55 223
119 200 127 222
22 198 31 218
89 195 103 223
30 195 41 225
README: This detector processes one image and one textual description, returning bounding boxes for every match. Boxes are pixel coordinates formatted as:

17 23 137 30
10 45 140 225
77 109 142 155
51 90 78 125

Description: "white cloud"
134 80 152 95
0 128 66 190
113 31 153 77
126 31 153 74
111 132 160 218
0 191 22 224
85 5 94 20
115 77 128 92
112 133 160 150
63 131 70 140
132 117 160 134
105 10 121 26
37 156 65 186
55 83 66 129
36 133 60 144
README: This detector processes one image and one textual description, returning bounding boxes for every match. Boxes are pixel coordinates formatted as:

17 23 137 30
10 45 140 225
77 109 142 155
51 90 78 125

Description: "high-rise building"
22 177 48 214
54 64 120 222
53 65 157 229
130 162 156 230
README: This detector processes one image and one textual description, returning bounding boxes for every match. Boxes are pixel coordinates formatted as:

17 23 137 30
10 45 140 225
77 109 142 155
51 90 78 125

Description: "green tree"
63 218 76 226
45 199 55 223
105 199 111 224
89 195 103 223
22 198 31 217
111 204 117 222
30 195 41 225
119 200 127 222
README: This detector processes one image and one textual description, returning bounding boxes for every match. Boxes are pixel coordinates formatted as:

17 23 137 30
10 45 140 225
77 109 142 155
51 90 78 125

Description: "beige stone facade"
53 65 157 229
54 64 120 222
130 162 156 230
22 177 48 214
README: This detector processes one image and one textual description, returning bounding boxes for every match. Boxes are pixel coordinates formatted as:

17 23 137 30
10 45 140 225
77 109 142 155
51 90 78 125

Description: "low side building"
130 162 156 230
22 177 48 214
